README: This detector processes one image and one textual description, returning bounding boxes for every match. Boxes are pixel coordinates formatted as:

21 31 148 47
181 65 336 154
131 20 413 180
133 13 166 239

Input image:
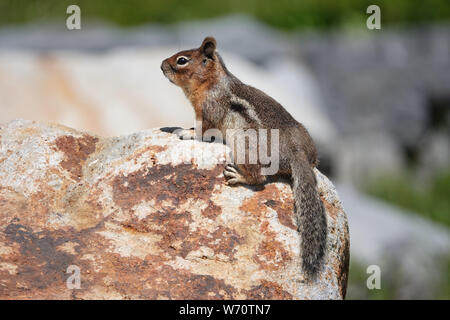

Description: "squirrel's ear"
200 37 216 59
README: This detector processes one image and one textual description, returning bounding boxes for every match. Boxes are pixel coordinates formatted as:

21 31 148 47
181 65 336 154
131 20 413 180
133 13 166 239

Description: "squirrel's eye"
176 57 188 65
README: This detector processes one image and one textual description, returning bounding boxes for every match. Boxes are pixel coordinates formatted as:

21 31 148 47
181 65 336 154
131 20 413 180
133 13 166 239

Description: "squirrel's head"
161 37 223 91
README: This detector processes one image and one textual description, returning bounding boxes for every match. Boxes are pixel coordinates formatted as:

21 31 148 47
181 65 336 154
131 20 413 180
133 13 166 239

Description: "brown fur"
161 37 225 124
161 37 327 280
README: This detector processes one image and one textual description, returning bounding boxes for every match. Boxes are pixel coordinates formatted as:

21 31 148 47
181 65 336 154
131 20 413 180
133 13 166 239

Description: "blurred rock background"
0 0 449 299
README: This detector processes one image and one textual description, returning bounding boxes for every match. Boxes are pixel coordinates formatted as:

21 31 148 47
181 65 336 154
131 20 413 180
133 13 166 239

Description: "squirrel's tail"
291 152 327 279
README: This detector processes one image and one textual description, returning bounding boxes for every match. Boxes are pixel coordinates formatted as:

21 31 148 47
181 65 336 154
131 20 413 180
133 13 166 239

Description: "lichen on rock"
0 119 349 300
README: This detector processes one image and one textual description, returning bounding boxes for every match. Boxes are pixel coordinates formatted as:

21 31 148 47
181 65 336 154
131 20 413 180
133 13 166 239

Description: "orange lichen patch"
112 163 223 211
0 188 29 225
124 200 242 261
321 197 339 221
115 174 241 261
0 218 118 299
56 241 79 255
69 249 240 299
139 265 239 299
136 207 193 256
120 220 154 234
253 221 291 270
0 188 53 231
254 240 291 271
178 225 244 261
246 280 293 300
0 240 17 257
208 226 243 260
127 145 168 165
58 183 104 231
264 199 296 230
0 222 89 298
201 200 222 219
240 184 296 229
29 191 50 213
53 134 98 181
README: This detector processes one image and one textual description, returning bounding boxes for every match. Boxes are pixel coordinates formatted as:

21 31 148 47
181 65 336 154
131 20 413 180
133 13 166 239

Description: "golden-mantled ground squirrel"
161 37 327 279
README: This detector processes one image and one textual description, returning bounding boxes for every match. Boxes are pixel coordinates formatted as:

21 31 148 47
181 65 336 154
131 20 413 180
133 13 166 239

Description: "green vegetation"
347 257 450 299
355 168 450 299
1 0 450 30
347 260 395 300
439 258 450 299
366 169 450 227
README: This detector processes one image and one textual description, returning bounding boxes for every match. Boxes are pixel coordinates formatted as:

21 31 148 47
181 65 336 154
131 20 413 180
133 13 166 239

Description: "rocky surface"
0 120 349 300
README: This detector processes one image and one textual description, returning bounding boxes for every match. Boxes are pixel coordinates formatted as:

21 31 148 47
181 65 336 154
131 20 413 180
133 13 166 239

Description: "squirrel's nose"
161 60 169 73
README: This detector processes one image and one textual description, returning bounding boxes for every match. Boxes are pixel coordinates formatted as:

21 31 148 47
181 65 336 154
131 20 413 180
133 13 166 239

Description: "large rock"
0 120 349 300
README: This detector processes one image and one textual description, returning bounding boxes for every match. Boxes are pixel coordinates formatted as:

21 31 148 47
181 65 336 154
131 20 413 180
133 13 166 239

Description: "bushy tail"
291 153 327 280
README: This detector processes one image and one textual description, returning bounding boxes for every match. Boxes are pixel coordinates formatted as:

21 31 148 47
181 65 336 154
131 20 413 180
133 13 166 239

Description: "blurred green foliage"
440 258 450 299
347 257 450 299
361 169 450 299
1 0 450 29
366 170 450 227
347 260 394 299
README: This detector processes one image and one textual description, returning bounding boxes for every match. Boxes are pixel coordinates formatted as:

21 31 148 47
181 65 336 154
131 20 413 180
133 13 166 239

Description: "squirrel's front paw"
175 128 196 140
223 164 247 185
